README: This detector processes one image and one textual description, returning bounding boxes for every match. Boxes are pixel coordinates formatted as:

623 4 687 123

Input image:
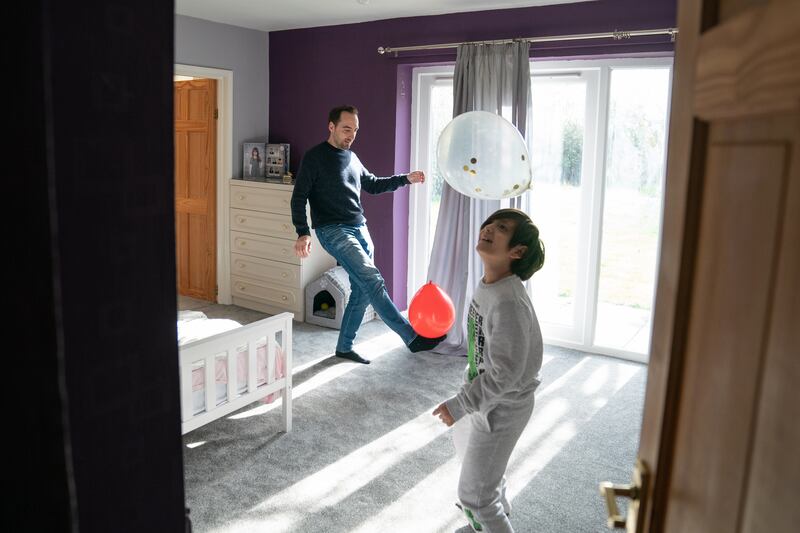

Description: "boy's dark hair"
328 105 359 125
481 208 545 281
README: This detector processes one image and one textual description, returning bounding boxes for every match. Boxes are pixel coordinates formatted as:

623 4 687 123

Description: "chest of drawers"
230 180 335 320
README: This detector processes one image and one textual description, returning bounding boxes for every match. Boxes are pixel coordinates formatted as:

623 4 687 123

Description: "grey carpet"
180 299 646 532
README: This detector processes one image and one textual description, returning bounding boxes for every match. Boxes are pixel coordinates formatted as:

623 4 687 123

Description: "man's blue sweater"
291 141 410 237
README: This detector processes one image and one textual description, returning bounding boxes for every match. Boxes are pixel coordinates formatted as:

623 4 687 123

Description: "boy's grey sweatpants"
452 402 534 533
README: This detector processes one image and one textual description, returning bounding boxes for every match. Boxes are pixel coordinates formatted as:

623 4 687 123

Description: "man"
291 105 446 364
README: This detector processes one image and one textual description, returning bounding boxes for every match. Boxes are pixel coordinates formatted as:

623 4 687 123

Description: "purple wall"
269 0 676 308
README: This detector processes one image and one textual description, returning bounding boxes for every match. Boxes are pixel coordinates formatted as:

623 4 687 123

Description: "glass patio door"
528 59 672 362
592 66 671 355
409 58 672 362
528 68 599 346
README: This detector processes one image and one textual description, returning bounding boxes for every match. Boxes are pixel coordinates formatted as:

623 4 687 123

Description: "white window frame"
408 66 454 306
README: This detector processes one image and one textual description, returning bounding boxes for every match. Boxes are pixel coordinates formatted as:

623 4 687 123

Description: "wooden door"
174 78 217 301
627 1 800 532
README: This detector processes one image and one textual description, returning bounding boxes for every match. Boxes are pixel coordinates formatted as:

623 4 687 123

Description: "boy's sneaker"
455 501 510 531
455 502 483 532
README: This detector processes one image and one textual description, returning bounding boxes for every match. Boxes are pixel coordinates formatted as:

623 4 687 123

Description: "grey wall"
175 15 269 179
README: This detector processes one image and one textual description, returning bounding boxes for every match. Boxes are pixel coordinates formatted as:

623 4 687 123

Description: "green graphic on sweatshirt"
467 314 478 382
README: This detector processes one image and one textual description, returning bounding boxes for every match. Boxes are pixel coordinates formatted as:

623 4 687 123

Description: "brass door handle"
599 482 637 528
599 459 649 532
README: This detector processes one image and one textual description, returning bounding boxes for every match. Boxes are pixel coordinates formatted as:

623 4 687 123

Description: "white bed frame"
179 312 293 435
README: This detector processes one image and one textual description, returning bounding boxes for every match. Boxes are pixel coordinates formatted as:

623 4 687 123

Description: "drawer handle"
282 224 289 230
281 249 287 254
237 195 245 200
281 272 287 278
240 240 247 246
281 295 288 301
238 217 247 223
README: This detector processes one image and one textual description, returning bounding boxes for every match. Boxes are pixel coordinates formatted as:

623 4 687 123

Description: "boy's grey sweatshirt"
445 275 542 429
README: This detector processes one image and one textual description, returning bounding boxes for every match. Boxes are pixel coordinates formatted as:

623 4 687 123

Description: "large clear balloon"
436 110 531 200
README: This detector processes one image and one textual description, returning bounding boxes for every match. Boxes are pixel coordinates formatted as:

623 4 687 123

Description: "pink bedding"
190 343 286 404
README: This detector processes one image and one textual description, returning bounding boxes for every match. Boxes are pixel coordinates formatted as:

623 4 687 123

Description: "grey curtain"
428 41 532 355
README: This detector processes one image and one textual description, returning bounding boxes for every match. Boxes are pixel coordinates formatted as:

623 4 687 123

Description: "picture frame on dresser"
243 142 266 179
265 143 290 179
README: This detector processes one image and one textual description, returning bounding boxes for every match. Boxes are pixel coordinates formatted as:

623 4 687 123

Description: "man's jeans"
315 224 417 353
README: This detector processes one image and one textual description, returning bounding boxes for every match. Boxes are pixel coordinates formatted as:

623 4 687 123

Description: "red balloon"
408 281 455 338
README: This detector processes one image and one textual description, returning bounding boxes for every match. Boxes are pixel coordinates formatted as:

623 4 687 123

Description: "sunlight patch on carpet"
223 407 451 532
343 356 630 533
506 358 640 500
228 331 401 420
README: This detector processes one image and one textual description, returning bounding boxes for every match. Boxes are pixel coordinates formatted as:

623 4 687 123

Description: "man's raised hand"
408 170 426 184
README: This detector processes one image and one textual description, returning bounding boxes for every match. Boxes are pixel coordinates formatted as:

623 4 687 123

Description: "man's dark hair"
328 105 359 125
480 208 545 281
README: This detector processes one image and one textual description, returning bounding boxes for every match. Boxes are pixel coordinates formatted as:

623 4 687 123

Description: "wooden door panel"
740 120 800 533
174 130 188 198
174 197 208 215
176 213 189 295
174 79 216 301
188 131 211 198
664 139 790 533
187 214 214 298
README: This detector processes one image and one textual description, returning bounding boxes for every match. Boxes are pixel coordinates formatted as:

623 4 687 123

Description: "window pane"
426 84 453 261
529 77 587 333
594 68 670 353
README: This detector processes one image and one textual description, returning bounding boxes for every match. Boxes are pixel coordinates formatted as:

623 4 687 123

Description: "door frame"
638 1 707 529
174 64 233 304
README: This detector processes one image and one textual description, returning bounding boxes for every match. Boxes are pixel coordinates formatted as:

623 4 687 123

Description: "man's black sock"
335 350 371 364
407 334 447 353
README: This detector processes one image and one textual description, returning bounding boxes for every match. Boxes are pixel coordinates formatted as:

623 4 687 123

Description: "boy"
433 208 545 533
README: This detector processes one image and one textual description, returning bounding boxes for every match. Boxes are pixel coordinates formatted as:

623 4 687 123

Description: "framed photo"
265 143 290 179
243 142 266 178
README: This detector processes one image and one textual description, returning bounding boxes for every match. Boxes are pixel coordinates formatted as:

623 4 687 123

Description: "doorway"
174 77 217 301
174 64 234 304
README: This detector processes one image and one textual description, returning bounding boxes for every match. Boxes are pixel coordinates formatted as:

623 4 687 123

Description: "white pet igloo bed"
305 266 376 329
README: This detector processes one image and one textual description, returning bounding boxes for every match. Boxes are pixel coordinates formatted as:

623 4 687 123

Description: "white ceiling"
175 0 591 33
